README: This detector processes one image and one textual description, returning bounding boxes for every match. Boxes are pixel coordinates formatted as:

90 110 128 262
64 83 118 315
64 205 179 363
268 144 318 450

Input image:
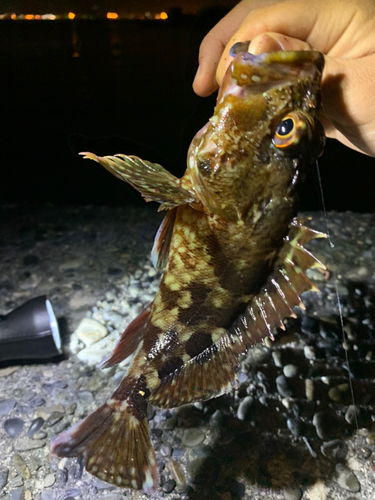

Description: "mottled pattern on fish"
51 47 326 493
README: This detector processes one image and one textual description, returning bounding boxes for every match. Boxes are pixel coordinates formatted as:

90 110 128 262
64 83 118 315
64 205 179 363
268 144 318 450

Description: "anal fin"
148 334 240 408
81 153 198 210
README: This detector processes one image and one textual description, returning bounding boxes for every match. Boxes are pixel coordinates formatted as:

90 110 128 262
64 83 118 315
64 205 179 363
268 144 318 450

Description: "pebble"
283 364 298 378
335 463 360 492
43 473 56 488
76 344 109 365
283 485 303 500
9 477 23 488
304 345 316 360
162 478 176 493
182 428 205 447
328 383 349 403
169 459 187 492
103 311 124 324
367 433 375 445
77 390 95 405
35 408 51 420
8 487 24 500
357 446 371 459
305 379 314 401
14 437 46 451
345 405 359 425
276 375 293 398
287 418 302 437
27 417 45 437
29 396 46 408
28 456 41 472
66 403 77 415
33 431 47 440
0 366 20 378
272 351 283 368
313 412 335 440
64 488 81 497
237 396 253 421
41 491 54 500
45 412 64 427
12 453 31 479
3 418 24 438
24 490 32 500
20 273 40 289
321 440 348 461
159 444 172 457
0 398 16 415
74 317 108 346
0 467 9 489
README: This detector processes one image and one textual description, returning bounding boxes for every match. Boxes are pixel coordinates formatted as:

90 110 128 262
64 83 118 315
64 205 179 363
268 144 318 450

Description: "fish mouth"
242 50 324 73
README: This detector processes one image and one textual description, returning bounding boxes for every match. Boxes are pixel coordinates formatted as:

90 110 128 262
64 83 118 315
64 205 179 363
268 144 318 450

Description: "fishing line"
315 160 359 430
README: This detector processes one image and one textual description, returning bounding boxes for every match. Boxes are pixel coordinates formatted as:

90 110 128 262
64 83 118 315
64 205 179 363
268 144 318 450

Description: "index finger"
193 1 278 96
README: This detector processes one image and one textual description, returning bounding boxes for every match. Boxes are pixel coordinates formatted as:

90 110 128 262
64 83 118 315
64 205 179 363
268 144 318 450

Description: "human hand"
193 0 375 156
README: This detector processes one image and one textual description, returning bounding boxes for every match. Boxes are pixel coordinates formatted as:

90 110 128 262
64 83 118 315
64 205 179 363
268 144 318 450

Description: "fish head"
188 47 325 221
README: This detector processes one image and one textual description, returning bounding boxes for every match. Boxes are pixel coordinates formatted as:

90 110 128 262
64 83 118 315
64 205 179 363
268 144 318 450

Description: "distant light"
68 12 75 20
34 15 41 20
11 13 16 20
41 14 56 20
25 14 35 20
160 12 168 20
107 12 118 19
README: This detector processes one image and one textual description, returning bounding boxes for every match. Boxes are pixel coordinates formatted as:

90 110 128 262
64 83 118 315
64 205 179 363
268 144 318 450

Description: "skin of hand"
193 0 375 156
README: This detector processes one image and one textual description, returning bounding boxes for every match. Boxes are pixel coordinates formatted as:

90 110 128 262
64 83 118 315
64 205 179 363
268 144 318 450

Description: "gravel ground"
1 204 375 500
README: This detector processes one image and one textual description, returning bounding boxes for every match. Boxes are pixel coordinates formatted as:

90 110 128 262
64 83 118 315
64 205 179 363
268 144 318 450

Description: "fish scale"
51 47 326 493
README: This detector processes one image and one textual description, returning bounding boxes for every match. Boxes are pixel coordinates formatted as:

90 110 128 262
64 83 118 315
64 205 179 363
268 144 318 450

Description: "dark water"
2 18 375 211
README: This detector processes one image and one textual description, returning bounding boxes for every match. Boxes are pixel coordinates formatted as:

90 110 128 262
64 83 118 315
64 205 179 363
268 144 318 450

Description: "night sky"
1 0 238 14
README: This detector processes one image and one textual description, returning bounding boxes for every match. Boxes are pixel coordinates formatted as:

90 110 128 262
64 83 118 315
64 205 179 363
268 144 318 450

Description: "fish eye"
273 112 308 149
276 118 294 137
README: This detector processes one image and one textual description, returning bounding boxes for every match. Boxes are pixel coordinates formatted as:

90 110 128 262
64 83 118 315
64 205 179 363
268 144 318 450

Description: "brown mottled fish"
51 44 326 493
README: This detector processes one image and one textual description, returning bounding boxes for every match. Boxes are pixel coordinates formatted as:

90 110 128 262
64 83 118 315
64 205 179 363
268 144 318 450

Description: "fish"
51 44 326 493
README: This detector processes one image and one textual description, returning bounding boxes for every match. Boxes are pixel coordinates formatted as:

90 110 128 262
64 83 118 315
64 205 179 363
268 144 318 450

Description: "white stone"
76 336 115 366
74 318 108 346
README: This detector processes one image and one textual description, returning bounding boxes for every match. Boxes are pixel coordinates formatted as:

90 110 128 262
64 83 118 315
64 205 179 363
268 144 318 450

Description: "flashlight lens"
46 299 61 350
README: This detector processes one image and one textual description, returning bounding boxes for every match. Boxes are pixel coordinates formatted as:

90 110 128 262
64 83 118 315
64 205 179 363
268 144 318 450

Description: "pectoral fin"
81 152 198 210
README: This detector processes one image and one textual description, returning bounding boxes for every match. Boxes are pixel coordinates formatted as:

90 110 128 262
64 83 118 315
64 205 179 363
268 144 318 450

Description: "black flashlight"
0 296 62 362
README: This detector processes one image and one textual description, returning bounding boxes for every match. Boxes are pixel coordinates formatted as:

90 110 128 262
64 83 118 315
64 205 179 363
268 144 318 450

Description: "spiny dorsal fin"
151 208 177 270
81 153 198 210
232 217 327 347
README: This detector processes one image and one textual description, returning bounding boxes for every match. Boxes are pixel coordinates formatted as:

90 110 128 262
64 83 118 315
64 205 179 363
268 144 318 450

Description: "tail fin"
51 401 158 493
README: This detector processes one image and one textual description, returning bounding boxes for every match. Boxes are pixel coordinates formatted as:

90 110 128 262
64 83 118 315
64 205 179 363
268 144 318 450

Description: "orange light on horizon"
107 12 118 19
68 12 75 20
11 13 16 19
160 12 168 20
25 14 35 20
